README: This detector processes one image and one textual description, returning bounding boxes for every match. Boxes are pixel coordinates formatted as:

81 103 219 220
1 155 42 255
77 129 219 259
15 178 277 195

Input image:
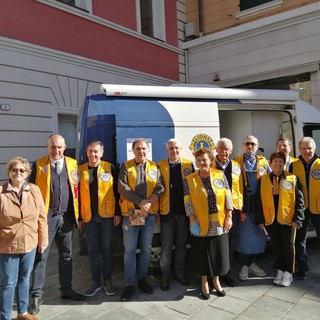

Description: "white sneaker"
239 265 249 280
280 271 293 287
249 263 267 277
273 269 284 285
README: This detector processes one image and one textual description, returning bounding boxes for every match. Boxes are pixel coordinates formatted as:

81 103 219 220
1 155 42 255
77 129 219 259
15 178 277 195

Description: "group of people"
0 133 319 320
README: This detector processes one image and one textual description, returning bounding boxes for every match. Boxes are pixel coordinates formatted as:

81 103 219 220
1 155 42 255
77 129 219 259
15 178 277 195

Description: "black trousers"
30 212 75 298
267 221 296 273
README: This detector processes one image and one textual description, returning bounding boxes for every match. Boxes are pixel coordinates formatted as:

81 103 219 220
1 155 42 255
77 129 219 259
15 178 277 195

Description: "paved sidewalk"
14 238 320 319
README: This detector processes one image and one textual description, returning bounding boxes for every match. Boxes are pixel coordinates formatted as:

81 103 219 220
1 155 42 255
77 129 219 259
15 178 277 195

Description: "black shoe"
174 276 190 286
201 290 210 300
28 297 43 315
120 285 135 301
220 274 237 287
138 277 153 294
61 288 85 301
160 279 170 291
296 271 307 280
213 285 226 297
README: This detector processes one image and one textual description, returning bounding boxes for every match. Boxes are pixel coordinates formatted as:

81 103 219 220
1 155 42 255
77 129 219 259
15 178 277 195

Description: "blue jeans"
122 214 156 286
295 210 320 273
0 248 36 320
160 214 188 279
84 215 114 283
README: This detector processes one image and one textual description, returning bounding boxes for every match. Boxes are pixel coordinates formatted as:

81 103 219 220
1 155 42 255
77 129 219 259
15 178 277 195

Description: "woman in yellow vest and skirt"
184 148 233 299
255 152 304 287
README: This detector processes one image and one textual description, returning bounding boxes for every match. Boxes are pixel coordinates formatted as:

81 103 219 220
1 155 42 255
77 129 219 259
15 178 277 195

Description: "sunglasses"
11 168 27 173
244 142 256 147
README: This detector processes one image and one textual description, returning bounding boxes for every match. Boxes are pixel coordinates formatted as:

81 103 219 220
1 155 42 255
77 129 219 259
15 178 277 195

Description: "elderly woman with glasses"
0 157 48 320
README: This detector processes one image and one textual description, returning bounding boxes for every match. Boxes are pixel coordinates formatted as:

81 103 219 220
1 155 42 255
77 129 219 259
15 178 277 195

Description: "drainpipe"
198 0 203 36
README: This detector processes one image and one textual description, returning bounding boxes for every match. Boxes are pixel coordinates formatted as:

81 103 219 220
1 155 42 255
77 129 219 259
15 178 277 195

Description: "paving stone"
187 305 236 320
236 296 293 320
282 297 320 320
209 294 252 315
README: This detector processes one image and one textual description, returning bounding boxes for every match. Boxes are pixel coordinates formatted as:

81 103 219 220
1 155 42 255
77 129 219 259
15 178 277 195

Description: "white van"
78 84 320 257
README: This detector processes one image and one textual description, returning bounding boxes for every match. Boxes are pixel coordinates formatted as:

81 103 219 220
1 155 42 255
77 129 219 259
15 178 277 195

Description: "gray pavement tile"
120 300 166 317
227 280 273 302
187 305 236 320
282 297 320 320
265 278 316 304
73 301 119 319
95 307 141 320
140 306 187 320
209 295 252 315
39 306 89 320
304 282 320 301
164 288 215 315
236 296 294 320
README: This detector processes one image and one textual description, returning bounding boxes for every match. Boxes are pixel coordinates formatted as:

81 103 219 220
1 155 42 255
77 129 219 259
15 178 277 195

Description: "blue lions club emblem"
189 134 216 151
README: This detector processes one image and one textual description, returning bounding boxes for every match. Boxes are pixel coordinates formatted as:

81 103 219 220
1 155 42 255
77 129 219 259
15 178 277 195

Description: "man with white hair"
158 139 194 291
289 137 320 280
214 138 243 287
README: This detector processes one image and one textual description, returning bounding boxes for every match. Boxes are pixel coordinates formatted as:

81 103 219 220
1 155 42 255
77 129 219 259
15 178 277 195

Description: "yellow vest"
158 158 193 215
185 168 229 236
230 160 243 210
35 155 79 218
292 159 320 213
79 161 115 222
119 159 159 215
260 172 296 225
234 154 268 191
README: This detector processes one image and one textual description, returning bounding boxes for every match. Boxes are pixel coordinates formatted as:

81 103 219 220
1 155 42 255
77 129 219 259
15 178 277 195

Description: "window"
58 114 78 159
137 0 165 41
54 0 92 12
240 0 273 11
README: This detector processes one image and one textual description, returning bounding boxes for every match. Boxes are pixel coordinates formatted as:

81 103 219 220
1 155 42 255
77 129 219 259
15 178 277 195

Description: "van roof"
100 84 299 104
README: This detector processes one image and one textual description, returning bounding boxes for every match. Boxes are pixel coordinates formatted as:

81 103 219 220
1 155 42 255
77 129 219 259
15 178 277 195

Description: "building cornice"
0 37 174 85
182 2 320 51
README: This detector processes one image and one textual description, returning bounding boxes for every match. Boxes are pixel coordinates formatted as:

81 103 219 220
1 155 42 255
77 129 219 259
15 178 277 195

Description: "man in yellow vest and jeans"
79 141 121 297
158 139 194 291
118 138 165 301
289 137 320 280
28 134 84 316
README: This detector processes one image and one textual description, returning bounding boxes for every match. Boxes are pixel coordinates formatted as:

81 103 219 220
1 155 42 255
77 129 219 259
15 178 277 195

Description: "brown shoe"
160 278 170 291
17 313 38 320
175 276 190 286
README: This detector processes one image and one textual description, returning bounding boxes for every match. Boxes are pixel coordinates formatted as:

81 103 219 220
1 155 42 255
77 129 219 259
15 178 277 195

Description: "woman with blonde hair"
0 157 48 320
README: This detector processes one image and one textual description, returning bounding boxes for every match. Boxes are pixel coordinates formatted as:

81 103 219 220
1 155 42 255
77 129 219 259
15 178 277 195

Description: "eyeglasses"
11 168 27 173
244 142 256 147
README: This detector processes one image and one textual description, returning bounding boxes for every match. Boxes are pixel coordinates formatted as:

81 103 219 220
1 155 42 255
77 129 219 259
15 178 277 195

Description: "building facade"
0 0 185 181
183 0 320 107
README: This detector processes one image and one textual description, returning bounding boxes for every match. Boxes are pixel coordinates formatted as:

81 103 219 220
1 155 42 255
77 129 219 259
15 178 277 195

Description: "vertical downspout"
198 0 203 36
185 49 189 83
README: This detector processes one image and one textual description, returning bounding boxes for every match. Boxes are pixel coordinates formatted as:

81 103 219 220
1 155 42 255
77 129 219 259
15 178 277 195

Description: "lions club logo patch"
189 134 216 151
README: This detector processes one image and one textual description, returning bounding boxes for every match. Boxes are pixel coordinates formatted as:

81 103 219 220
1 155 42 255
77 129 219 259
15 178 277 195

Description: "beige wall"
186 0 320 35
